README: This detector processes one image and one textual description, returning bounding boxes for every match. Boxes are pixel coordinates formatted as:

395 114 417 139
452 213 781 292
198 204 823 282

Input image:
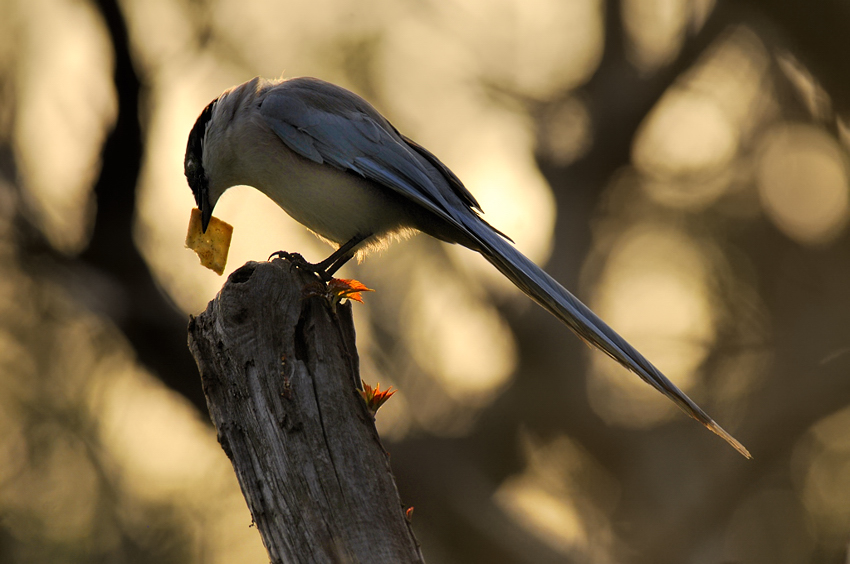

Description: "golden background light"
3 0 849 561
757 123 849 245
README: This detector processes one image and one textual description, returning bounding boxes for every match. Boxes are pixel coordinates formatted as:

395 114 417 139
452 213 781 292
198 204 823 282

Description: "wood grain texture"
188 259 423 563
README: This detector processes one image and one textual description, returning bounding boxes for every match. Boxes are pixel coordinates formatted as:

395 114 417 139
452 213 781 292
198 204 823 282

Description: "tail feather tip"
708 421 752 459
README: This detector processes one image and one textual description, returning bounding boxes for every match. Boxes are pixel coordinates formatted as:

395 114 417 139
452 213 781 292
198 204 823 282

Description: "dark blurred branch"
188 259 423 564
72 0 206 411
737 0 850 116
545 0 736 234
15 0 204 412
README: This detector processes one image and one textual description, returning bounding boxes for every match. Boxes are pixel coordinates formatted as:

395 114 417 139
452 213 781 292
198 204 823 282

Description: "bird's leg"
269 234 367 281
315 234 367 277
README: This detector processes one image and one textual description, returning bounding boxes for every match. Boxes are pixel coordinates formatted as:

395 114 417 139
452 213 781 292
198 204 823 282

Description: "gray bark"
187 259 424 564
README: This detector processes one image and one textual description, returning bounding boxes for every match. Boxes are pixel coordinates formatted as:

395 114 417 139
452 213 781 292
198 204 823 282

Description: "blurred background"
1 0 849 562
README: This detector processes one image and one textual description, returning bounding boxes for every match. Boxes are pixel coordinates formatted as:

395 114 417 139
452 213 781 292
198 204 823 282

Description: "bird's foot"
269 250 333 281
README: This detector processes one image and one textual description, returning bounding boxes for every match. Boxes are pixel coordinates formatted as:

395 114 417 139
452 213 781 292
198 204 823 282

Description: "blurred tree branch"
740 0 850 117
82 0 205 411
13 0 208 412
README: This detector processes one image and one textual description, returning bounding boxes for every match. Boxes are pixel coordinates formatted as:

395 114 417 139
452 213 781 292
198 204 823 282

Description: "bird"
184 76 750 458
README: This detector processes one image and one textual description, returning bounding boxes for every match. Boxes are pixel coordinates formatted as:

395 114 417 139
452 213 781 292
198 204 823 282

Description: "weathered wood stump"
188 258 423 564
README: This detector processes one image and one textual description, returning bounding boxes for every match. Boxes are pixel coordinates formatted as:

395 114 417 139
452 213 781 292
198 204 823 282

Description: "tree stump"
187 258 424 564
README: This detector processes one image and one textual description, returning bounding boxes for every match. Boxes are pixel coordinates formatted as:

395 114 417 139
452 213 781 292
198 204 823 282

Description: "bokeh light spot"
757 123 849 245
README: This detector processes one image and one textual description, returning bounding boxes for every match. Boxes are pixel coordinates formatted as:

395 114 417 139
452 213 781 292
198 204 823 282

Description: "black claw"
268 250 287 261
269 251 333 281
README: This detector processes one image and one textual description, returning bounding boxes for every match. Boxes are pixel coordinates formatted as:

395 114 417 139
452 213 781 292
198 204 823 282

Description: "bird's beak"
199 184 213 233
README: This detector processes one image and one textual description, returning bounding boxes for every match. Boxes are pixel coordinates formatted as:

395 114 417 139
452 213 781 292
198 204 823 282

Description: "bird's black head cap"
185 99 217 231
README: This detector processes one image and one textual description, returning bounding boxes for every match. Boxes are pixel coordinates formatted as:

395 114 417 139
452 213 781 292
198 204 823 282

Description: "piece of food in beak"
185 207 233 275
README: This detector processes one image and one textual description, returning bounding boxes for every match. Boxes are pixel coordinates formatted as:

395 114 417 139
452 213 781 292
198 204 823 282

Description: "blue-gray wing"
258 77 484 237
257 77 750 457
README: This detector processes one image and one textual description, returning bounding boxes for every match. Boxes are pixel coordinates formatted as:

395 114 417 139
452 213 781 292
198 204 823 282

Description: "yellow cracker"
185 208 233 275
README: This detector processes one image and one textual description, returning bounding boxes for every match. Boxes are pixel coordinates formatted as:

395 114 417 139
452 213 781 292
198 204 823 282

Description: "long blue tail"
470 223 751 458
